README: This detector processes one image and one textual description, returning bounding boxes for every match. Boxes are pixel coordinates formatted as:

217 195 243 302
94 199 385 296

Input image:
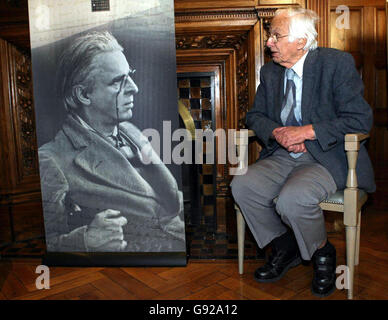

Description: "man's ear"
73 85 91 106
297 38 307 50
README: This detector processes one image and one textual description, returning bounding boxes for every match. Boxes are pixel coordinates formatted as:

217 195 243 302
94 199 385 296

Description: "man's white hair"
275 8 319 51
57 31 123 111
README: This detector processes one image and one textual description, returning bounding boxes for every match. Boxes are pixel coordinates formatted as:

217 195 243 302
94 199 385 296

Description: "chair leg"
345 226 357 299
236 207 245 275
355 210 361 266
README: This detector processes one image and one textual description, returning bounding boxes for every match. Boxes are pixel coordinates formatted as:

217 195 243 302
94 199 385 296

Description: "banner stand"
42 252 187 267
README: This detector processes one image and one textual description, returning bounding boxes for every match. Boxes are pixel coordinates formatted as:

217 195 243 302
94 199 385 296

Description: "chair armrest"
345 133 369 142
345 133 369 151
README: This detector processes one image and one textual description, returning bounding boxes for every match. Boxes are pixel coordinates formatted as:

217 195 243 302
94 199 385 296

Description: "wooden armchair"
234 130 369 299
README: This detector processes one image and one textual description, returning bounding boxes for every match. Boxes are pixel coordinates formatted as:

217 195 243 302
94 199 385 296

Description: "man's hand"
287 142 307 153
273 125 315 149
85 209 128 251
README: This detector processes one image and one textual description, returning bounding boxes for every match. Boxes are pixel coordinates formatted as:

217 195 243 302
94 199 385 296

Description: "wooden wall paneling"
0 39 15 244
329 7 363 63
0 39 40 194
375 7 387 109
0 40 17 191
373 4 388 180
307 0 329 47
363 7 376 107
329 0 388 184
0 38 42 245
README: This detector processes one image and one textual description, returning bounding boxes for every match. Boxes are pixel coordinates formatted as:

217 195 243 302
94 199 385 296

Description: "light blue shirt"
283 51 309 124
283 51 309 158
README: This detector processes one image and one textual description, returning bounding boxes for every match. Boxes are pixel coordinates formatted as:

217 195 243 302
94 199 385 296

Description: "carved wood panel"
176 33 248 51
0 39 39 192
258 0 305 6
0 38 42 244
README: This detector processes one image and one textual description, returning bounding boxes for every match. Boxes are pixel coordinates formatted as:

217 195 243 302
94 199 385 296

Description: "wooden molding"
175 8 258 22
330 0 386 7
176 33 249 50
174 0 257 11
175 8 259 32
257 0 305 7
256 7 280 18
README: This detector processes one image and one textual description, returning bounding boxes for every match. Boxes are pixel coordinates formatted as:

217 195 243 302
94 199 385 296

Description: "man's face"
267 14 302 68
87 50 138 126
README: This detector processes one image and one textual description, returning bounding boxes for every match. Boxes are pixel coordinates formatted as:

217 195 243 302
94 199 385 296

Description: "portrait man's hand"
272 125 315 150
85 209 128 251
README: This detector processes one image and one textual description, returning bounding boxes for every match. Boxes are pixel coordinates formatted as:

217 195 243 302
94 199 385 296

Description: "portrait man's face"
86 50 138 126
267 14 301 67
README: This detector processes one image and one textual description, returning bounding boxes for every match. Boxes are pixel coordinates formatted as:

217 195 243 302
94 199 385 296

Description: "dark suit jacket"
38 115 185 252
246 47 375 193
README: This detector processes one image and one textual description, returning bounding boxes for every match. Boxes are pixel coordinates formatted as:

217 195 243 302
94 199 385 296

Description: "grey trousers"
231 147 337 260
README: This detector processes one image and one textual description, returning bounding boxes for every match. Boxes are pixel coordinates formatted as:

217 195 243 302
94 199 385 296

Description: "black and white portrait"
28 0 186 256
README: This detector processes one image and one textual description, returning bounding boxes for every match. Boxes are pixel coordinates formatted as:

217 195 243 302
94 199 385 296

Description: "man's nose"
266 37 275 48
123 75 138 94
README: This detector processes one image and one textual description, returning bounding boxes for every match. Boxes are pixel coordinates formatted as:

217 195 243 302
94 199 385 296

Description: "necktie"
280 68 303 158
280 68 301 127
109 132 143 165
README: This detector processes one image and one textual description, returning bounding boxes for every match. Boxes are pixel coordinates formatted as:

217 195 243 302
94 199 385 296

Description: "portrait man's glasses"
114 67 136 88
268 33 289 43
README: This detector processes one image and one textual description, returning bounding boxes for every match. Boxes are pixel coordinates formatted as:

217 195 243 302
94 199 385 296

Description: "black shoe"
254 245 302 283
311 241 337 298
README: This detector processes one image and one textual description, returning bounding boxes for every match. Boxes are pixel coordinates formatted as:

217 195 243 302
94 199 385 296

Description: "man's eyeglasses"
268 33 289 43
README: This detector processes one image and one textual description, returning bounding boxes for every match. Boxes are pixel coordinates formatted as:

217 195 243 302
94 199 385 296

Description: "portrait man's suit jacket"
246 47 375 193
38 115 185 252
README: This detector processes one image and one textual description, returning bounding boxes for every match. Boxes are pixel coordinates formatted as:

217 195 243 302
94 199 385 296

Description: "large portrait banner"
28 0 186 266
